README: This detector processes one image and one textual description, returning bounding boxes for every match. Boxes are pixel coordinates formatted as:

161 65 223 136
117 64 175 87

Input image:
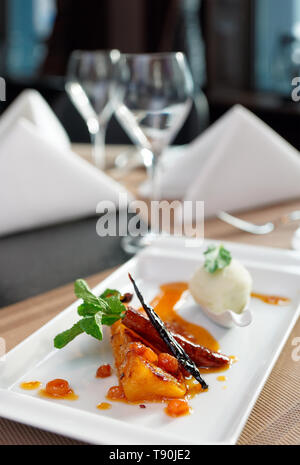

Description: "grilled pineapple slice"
110 321 186 402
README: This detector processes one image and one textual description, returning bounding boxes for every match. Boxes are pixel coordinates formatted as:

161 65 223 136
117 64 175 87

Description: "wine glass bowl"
66 49 120 168
115 52 194 253
116 52 193 163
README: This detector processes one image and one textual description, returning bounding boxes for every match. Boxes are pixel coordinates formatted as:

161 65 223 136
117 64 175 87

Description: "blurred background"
1 0 300 149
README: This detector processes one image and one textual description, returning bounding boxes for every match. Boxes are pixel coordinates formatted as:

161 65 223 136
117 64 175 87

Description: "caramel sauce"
217 376 227 382
150 282 219 351
97 402 111 410
39 389 78 400
251 292 290 306
199 364 230 374
20 381 41 390
39 379 78 401
185 377 207 398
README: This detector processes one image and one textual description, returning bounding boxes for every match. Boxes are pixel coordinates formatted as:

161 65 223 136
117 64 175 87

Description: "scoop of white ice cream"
189 259 252 314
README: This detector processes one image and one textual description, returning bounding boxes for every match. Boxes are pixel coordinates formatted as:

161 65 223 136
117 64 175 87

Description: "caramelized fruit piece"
165 399 190 417
158 353 179 375
129 341 158 363
111 322 186 402
45 379 72 397
107 385 125 400
96 364 112 378
120 293 133 303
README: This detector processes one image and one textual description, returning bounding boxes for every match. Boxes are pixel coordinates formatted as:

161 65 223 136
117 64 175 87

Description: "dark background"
0 0 300 307
1 0 300 148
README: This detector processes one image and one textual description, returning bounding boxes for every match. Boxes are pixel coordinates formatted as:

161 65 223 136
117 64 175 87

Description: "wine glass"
115 52 194 253
66 49 120 169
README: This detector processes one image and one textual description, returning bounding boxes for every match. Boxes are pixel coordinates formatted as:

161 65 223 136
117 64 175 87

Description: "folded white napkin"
0 118 130 236
151 105 300 217
0 89 70 150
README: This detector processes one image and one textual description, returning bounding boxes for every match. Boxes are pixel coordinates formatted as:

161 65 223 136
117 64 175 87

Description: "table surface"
1 144 300 445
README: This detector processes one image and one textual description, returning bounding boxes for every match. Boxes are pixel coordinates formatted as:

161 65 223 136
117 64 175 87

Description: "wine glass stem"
90 124 107 169
148 150 163 238
150 152 161 201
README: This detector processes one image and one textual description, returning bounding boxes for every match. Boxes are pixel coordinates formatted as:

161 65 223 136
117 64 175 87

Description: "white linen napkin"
0 89 70 150
0 119 130 236
150 105 300 217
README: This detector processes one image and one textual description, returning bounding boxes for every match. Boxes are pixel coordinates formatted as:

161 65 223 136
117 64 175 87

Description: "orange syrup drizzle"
39 389 78 400
20 381 41 390
97 402 112 410
149 282 219 352
251 292 290 306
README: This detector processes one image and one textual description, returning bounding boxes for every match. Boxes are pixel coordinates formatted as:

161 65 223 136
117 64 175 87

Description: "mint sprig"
53 321 84 349
54 280 125 349
100 289 121 299
204 245 232 274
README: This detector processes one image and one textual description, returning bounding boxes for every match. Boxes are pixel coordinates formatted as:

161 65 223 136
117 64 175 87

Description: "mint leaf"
54 321 84 349
102 314 123 325
78 298 125 319
77 302 100 317
104 295 126 315
74 279 99 305
74 279 109 312
54 281 126 349
100 289 121 299
80 312 103 340
204 245 232 274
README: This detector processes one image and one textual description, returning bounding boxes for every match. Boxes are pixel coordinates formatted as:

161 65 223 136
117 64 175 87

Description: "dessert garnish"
54 280 126 348
204 244 232 273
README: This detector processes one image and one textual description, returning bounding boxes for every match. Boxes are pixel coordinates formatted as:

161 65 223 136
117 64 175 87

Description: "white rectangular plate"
1 238 300 445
